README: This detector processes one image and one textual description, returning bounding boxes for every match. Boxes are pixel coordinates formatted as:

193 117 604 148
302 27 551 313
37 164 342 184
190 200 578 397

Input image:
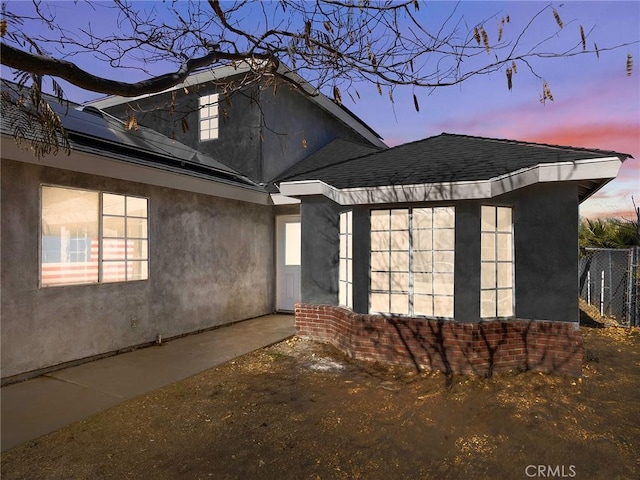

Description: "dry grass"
2 320 639 480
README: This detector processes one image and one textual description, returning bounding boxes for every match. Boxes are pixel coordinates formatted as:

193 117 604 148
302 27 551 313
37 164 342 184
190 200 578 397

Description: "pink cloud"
383 136 407 148
380 70 638 220
522 124 639 157
432 74 639 220
435 73 639 146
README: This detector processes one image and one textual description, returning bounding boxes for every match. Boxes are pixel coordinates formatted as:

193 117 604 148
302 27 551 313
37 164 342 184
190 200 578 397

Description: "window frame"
40 185 149 288
369 206 455 318
339 210 353 309
101 193 149 284
199 93 219 142
480 205 515 318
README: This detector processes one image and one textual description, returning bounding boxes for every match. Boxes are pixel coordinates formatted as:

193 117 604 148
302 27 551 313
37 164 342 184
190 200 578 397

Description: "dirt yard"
2 309 639 480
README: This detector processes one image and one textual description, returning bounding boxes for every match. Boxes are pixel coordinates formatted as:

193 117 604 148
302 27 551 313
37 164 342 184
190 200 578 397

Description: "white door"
276 215 301 311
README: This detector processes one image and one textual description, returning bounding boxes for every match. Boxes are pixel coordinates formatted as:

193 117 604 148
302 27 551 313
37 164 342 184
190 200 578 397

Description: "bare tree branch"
0 42 272 97
0 0 637 159
2 1 636 100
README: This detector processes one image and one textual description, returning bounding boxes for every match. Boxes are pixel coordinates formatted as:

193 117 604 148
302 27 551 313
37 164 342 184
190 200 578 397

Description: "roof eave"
278 156 624 205
1 133 271 205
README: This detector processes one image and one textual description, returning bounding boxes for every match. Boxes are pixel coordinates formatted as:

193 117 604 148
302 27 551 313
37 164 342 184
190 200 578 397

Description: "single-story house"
0 70 630 382
275 134 630 377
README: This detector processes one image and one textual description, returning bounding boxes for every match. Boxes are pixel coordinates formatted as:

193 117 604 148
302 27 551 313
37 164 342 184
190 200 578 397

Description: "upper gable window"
41 186 149 287
199 93 219 141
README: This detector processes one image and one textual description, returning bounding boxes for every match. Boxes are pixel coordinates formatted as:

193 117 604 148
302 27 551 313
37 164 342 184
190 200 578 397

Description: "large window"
481 206 514 318
41 186 148 287
339 211 353 309
199 93 219 141
370 207 455 317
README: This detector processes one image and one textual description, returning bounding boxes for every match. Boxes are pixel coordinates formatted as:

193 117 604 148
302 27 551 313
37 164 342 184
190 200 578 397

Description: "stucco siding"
260 83 377 183
104 81 378 186
299 182 580 324
300 196 341 305
453 202 482 322
104 83 263 181
1 159 275 379
512 182 580 323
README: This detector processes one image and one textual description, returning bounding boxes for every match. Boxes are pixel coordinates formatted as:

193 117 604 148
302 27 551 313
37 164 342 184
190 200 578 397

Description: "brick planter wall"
295 304 583 377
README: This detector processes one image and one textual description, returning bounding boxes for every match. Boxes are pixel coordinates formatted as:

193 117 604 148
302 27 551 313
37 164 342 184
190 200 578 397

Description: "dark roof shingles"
279 133 629 189
277 138 384 180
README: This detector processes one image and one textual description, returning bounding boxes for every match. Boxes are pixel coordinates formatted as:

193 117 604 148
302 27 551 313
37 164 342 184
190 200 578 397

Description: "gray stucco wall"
300 196 341 305
260 83 378 183
1 159 275 379
511 183 579 323
352 206 372 314
300 182 580 324
453 202 482 322
104 79 379 185
104 83 263 181
451 184 579 323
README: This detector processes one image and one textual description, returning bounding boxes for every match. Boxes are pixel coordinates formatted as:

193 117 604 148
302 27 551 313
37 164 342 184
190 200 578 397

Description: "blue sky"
353 1 640 219
3 1 638 219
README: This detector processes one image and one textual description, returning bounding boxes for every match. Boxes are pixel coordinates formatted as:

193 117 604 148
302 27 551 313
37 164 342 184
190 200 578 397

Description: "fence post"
626 248 633 326
600 270 605 316
608 250 613 317
631 247 640 327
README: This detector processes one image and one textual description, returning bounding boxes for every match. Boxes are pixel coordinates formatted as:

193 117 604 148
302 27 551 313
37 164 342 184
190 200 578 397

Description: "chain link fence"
579 247 640 327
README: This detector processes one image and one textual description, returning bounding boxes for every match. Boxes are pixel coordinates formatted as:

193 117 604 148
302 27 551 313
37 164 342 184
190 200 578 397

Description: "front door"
276 215 301 311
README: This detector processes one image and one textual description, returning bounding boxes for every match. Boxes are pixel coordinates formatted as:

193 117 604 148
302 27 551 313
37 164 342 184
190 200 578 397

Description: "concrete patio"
1 314 295 452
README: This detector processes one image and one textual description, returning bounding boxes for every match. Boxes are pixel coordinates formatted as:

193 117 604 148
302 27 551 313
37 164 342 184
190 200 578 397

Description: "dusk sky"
351 1 640 220
3 1 638 219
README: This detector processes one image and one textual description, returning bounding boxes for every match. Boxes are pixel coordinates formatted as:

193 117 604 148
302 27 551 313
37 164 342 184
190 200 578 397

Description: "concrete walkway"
0 314 295 452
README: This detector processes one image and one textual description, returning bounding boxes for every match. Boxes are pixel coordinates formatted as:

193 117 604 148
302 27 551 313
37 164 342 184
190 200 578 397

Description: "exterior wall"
300 183 580 324
296 183 582 376
512 183 580 323
453 202 482 321
1 159 275 380
352 206 371 314
300 196 342 305
104 79 379 185
104 82 263 181
260 82 378 183
296 304 583 377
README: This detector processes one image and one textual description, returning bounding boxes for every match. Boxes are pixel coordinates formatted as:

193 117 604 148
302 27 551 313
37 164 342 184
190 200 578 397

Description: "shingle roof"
277 133 630 189
268 138 384 192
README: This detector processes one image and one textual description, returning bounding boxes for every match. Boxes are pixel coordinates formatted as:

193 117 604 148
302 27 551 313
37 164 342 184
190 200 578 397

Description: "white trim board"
1 135 271 205
278 157 622 205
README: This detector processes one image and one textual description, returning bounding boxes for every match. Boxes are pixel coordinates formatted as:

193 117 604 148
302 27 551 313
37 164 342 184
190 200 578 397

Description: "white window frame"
370 207 455 318
101 193 149 283
199 93 219 141
339 211 353 309
40 185 149 287
480 205 514 318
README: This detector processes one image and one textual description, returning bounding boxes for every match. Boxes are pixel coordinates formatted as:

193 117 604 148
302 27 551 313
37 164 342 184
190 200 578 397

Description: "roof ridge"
440 132 631 158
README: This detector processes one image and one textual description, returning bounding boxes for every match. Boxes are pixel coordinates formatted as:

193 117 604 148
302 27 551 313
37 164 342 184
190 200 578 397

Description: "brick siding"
295 304 583 377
